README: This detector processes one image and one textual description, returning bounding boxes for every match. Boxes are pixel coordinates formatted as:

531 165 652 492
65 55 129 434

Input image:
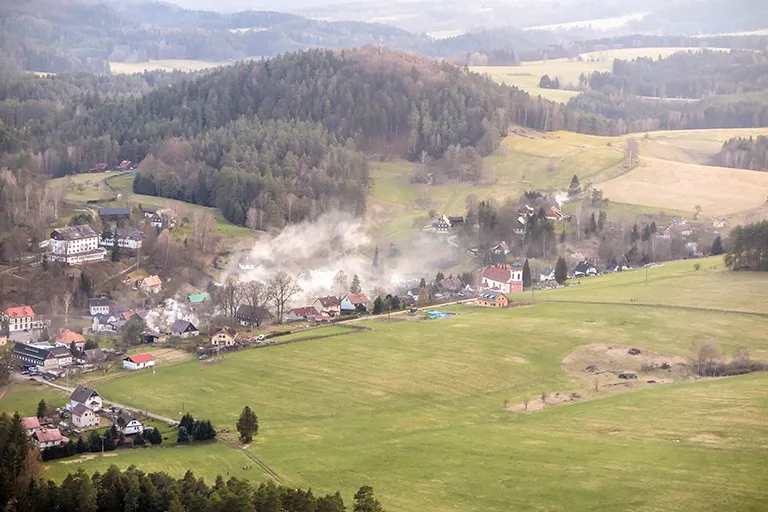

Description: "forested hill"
715 136 768 171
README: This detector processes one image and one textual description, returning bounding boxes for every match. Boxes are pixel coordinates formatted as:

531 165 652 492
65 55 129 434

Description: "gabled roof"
51 225 97 241
93 314 113 324
83 348 106 363
213 328 237 337
89 297 110 308
99 207 130 216
122 310 148 321
70 385 100 403
34 429 66 443
5 305 35 318
170 319 197 333
141 275 162 287
117 411 138 427
108 227 144 241
345 293 369 305
12 343 53 361
57 330 85 345
574 261 596 273
236 305 272 319
72 403 91 417
315 296 340 308
540 266 554 275
125 353 154 364
22 417 40 430
481 265 518 284
49 346 72 358
288 306 319 317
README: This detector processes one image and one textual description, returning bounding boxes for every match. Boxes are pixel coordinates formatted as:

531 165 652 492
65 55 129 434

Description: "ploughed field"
7 257 762 511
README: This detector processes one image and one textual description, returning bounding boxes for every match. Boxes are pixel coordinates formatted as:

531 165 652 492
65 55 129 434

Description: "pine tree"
236 406 259 444
179 413 195 433
555 257 568 284
373 297 384 315
711 235 724 255
353 485 384 512
111 241 120 262
350 274 361 294
36 399 47 419
522 259 531 289
177 426 189 444
589 213 597 234
568 175 581 196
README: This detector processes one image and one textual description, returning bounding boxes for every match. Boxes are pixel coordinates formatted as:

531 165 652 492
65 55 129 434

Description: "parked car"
198 354 208 360
255 334 266 341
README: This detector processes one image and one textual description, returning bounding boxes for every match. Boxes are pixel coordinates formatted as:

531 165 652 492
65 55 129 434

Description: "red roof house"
480 264 523 294
123 353 156 370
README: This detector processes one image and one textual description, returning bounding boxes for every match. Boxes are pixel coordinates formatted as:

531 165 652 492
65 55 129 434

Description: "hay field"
109 60 226 74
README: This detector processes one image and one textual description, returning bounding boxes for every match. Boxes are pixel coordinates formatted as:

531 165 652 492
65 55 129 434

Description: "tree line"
725 221 768 271
715 135 768 170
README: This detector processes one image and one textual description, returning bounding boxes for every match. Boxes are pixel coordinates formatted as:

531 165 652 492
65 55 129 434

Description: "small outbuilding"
123 353 155 371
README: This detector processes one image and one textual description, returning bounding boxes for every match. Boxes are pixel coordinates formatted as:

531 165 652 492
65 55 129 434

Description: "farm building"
475 291 509 307
71 404 100 428
98 207 131 222
22 417 41 437
480 264 523 293
123 353 155 371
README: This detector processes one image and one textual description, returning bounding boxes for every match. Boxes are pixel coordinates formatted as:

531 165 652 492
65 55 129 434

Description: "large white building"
3 305 42 333
99 227 144 250
50 225 106 264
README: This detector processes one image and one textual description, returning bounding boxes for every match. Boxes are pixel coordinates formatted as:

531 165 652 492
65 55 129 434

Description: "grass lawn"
47 171 128 202
67 263 768 511
0 382 69 417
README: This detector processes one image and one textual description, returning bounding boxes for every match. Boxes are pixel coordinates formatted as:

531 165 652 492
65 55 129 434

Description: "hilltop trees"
236 406 259 444
725 221 768 271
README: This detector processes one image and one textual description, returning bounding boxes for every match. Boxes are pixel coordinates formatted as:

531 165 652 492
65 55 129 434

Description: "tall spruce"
236 406 259 444
555 257 568 284
522 259 532 289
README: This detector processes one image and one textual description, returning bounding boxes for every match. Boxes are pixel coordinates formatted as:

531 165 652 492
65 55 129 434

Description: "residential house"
480 264 523 293
139 275 162 294
149 208 177 229
341 293 369 313
49 346 74 367
4 305 42 333
170 320 199 338
83 348 106 365
98 207 131 223
238 256 255 271
55 330 86 351
121 310 148 322
32 429 68 449
187 293 210 304
431 215 452 232
92 314 118 333
141 207 157 218
545 205 569 221
50 225 106 264
71 404 100 428
284 306 320 323
539 266 556 282
491 241 510 256
475 291 510 307
573 261 598 277
12 343 71 370
211 328 238 347
236 305 272 327
69 385 103 411
22 417 41 437
116 411 144 435
313 296 341 317
440 276 464 293
99 227 144 250
89 297 110 316
123 353 155 371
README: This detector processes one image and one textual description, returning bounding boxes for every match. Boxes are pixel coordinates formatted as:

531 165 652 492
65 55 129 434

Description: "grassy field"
472 47 729 103
0 382 68 417
109 60 227 74
47 171 127 202
25 260 759 511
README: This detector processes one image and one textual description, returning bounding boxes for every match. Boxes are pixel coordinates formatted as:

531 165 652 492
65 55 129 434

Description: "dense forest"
0 411 382 512
725 221 768 271
715 136 768 170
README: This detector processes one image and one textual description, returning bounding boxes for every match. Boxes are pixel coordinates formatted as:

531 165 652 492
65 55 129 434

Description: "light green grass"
0 382 68 417
47 171 127 202
76 265 768 511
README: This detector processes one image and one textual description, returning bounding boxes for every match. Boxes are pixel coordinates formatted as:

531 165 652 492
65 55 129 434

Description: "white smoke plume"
144 298 200 332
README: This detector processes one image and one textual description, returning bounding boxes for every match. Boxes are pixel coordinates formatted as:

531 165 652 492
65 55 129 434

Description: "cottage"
236 305 272 327
341 293 369 313
69 385 103 411
98 207 131 222
92 314 118 333
50 225 106 264
116 411 143 435
123 353 155 371
211 328 238 346
99 227 144 250
539 266 556 282
475 290 509 307
89 297 110 316
3 305 42 333
22 417 42 437
170 319 199 338
55 330 86 351
480 264 523 293
284 306 320 323
139 275 162 294
32 429 68 449
312 296 341 317
71 404 100 428
573 261 598 278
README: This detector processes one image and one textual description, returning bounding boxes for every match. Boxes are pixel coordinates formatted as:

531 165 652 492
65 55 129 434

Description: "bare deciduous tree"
332 270 348 298
268 271 301 324
216 275 244 319
242 280 270 309
692 339 722 375
62 291 73 327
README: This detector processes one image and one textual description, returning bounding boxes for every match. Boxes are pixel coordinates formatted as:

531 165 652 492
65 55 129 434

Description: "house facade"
22 417 42 437
32 429 68 449
539 266 556 282
116 411 144 435
92 314 118 333
313 296 341 317
69 385 103 411
139 275 162 294
170 320 199 338
4 305 42 333
431 215 452 232
480 264 523 294
72 404 100 428
55 330 86 351
284 306 320 322
341 293 369 313
89 297 110 316
50 225 106 264
149 208 177 229
12 343 71 370
475 291 510 307
123 353 155 370
99 227 144 250
211 328 237 346
236 305 271 327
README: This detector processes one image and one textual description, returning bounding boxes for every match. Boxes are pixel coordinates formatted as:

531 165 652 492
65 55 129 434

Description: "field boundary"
537 298 768 318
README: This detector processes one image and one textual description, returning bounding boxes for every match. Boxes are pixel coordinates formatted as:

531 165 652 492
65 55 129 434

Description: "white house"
92 314 118 333
99 227 144 250
341 293 369 313
123 353 155 370
539 266 556 282
313 296 341 317
32 429 68 449
55 330 86 351
89 297 110 316
4 305 43 333
238 256 255 271
69 385 103 411
480 264 523 293
71 403 100 428
50 225 106 264
211 328 238 347
170 320 199 338
116 411 144 435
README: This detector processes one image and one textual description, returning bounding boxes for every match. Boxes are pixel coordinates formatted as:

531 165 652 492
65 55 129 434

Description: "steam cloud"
144 298 200 332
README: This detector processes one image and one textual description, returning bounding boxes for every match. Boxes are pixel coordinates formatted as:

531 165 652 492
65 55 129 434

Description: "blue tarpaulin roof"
426 311 454 319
